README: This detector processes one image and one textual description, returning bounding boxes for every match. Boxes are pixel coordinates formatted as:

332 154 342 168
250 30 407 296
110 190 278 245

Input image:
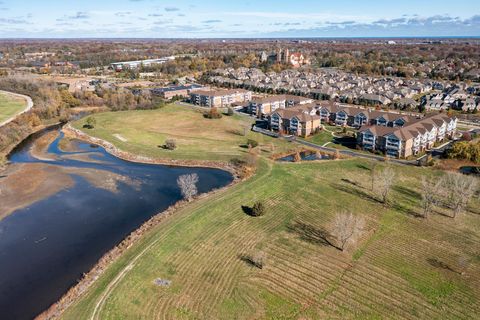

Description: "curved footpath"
0 90 34 127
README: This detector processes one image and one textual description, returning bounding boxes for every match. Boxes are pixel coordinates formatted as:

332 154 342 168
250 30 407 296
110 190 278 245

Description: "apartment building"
190 89 252 108
317 102 420 128
357 113 457 158
268 104 321 137
248 94 314 118
151 84 204 100
248 95 287 118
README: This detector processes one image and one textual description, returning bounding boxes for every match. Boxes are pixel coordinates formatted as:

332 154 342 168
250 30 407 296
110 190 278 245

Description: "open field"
62 156 480 319
0 92 28 125
72 104 294 162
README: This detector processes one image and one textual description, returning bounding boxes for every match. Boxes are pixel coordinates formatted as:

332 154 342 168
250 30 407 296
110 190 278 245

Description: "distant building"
190 89 252 108
259 51 268 63
275 48 310 68
109 57 175 72
151 84 205 100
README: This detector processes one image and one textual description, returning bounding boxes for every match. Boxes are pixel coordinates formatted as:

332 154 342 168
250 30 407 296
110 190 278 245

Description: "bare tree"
375 166 396 204
440 172 478 218
330 211 365 251
420 176 441 219
177 173 199 201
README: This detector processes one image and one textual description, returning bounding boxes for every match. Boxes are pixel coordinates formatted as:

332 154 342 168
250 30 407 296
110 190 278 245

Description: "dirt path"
0 90 34 127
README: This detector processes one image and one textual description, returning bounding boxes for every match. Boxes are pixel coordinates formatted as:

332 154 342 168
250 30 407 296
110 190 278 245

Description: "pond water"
277 151 332 162
459 166 480 176
0 127 233 320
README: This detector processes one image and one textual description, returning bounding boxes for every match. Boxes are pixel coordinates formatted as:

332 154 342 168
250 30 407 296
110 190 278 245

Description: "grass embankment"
62 156 480 319
0 92 27 124
73 104 293 162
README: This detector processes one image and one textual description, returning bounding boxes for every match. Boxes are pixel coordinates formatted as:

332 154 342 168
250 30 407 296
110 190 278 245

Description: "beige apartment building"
190 89 252 107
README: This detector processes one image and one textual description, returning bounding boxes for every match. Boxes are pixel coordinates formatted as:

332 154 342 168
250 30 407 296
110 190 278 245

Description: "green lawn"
73 104 294 162
0 92 27 124
62 157 480 319
304 130 334 146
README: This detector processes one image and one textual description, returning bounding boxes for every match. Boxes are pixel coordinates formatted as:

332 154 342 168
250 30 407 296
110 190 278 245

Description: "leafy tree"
164 139 177 150
84 116 96 129
251 201 266 217
246 139 259 148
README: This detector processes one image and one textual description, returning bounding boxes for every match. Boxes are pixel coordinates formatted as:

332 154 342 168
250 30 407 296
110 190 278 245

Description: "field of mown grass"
304 130 334 146
72 104 294 162
0 92 27 124
61 157 480 320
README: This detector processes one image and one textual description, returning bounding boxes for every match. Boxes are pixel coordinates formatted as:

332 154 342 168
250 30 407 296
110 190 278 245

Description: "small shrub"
164 139 177 150
204 107 222 119
293 152 301 162
246 251 267 269
247 139 259 148
83 116 96 129
251 201 266 217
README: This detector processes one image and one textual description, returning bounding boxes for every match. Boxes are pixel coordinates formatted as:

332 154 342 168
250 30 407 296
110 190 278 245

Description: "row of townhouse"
247 94 314 118
316 101 421 128
269 103 321 137
189 89 252 108
357 113 457 158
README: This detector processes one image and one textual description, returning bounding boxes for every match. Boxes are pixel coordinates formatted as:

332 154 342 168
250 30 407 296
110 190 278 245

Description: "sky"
0 0 479 38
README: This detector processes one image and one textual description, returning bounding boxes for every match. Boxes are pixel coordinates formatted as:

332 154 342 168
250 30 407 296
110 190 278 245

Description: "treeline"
0 75 67 156
0 75 164 158
447 139 480 163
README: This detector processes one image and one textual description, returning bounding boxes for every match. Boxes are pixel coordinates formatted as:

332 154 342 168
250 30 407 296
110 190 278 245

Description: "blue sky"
0 0 479 38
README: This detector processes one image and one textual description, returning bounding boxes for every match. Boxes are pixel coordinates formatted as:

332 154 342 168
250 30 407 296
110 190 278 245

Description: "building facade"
190 89 252 108
357 113 457 158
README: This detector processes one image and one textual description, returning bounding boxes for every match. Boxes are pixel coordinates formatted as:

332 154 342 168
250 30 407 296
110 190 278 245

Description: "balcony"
386 143 400 150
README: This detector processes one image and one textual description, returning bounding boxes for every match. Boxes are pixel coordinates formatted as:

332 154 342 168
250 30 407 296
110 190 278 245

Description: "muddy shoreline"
34 125 244 320
63 124 239 177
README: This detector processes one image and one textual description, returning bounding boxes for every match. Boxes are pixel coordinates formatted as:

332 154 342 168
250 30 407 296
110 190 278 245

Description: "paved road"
0 90 34 127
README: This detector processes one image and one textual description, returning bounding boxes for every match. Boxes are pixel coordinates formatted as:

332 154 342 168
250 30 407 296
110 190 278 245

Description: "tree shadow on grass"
427 257 460 274
391 202 423 218
330 182 381 204
287 221 333 247
356 164 372 171
341 178 359 187
238 254 260 268
393 185 421 201
241 205 254 216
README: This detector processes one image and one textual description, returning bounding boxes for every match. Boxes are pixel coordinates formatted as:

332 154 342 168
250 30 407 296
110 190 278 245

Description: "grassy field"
0 92 27 124
304 130 334 146
73 104 294 162
61 155 480 319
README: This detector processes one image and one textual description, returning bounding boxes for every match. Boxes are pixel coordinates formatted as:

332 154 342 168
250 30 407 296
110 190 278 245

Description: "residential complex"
189 89 252 107
151 84 205 100
208 67 480 112
357 113 457 158
263 96 457 158
269 104 321 137
109 57 175 71
248 94 313 118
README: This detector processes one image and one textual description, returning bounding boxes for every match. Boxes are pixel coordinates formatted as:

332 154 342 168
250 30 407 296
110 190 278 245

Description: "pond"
277 151 333 162
459 166 480 176
0 127 233 320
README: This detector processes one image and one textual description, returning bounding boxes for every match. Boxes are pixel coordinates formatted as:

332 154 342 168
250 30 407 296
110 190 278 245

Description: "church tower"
284 48 290 64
